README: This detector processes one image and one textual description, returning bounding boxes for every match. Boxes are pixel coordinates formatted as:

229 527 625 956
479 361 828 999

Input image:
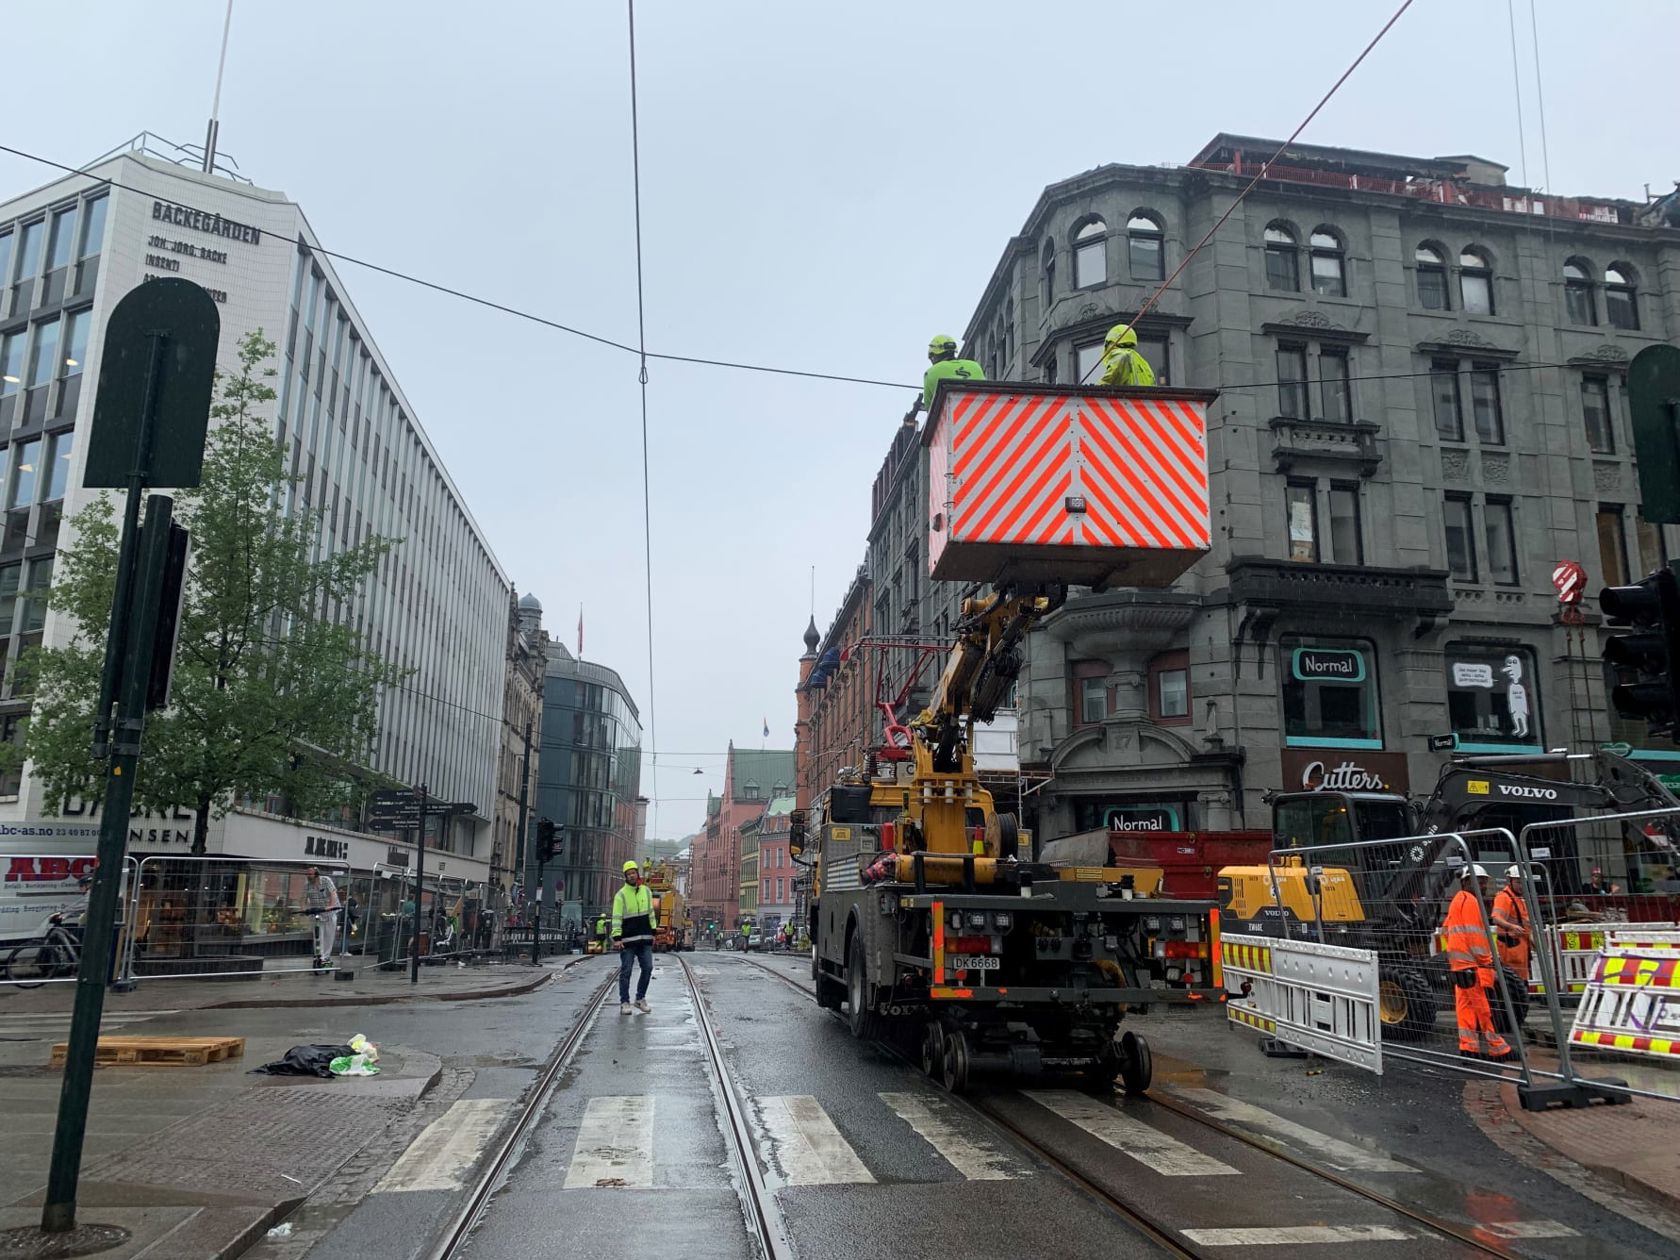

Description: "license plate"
949 955 999 970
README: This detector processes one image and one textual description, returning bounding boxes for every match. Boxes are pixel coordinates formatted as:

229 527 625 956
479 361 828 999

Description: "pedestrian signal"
1602 567 1680 735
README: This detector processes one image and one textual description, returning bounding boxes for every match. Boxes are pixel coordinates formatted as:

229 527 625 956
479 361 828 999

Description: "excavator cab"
1272 792 1415 850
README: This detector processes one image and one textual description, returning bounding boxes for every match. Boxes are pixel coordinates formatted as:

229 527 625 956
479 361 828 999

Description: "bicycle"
2 911 84 988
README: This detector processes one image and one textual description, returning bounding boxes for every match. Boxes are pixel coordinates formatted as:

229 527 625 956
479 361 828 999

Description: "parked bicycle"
2 911 84 988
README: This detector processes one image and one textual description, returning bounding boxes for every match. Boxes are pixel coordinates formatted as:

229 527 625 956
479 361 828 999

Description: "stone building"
854 133 1677 842
795 562 873 811
493 593 546 903
688 745 796 930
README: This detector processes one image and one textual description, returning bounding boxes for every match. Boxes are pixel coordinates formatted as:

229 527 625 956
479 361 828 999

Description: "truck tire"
1377 965 1437 1042
1119 1031 1152 1096
846 934 886 1041
1492 965 1530 1036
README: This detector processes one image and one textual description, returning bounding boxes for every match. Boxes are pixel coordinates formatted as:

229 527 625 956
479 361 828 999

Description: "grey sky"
3 1 1673 840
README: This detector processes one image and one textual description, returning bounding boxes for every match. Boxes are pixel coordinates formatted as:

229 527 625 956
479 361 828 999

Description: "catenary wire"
1080 0 1416 383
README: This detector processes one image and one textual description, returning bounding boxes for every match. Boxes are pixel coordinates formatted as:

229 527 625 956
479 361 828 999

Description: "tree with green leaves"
13 329 406 852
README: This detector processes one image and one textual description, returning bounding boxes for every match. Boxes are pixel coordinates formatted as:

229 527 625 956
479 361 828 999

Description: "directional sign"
368 788 421 831
425 800 477 817
84 279 220 489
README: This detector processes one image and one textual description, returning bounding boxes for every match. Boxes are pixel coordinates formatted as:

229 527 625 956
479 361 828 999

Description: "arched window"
1073 217 1107 288
1309 228 1345 297
1040 238 1056 309
1127 213 1164 281
1459 247 1494 315
1415 244 1449 310
1264 223 1299 292
1605 264 1639 330
1564 259 1597 326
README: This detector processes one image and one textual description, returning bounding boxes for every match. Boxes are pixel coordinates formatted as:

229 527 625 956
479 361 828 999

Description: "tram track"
728 950 1523 1260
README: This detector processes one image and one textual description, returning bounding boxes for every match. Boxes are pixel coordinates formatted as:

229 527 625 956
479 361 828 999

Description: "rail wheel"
1119 1031 1152 1096
941 1029 971 1094
1085 1038 1123 1091
920 1022 943 1078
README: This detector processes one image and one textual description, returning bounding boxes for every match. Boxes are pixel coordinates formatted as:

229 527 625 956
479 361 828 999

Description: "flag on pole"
577 605 583 657
763 717 770 739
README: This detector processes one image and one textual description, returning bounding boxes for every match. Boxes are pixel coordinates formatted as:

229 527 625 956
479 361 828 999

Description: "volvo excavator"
1219 750 1680 1038
804 583 1219 1093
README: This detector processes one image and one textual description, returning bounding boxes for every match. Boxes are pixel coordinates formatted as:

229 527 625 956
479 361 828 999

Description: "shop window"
1264 224 1299 291
1127 213 1164 280
1281 636 1381 748
1564 259 1597 326
1309 229 1345 297
1458 247 1494 315
1597 505 1628 589
1073 799 1190 832
1444 495 1476 580
1431 360 1463 440
1151 650 1190 723
1446 644 1540 752
1416 243 1449 310
1073 217 1107 288
1286 480 1318 562
1605 264 1638 331
1581 376 1614 454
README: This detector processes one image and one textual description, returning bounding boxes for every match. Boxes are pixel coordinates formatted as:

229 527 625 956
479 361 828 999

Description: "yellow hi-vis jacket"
1098 345 1155 388
611 883 658 944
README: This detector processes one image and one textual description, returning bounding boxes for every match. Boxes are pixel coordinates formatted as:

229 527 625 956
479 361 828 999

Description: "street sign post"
42 279 217 1236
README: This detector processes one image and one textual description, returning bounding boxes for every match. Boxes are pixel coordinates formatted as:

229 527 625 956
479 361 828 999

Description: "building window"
1637 511 1668 577
1445 495 1477 580
1127 214 1164 280
41 206 76 306
1446 644 1541 753
1264 224 1299 291
1564 259 1597 326
0 714 22 796
1432 360 1463 441
1469 364 1504 444
1458 247 1494 315
1605 264 1639 331
1138 335 1170 385
1286 480 1318 562
1040 238 1055 308
1080 675 1108 724
1485 499 1518 584
1320 350 1351 423
0 332 23 434
1597 504 1628 588
1328 483 1362 565
1309 229 1345 297
76 194 107 297
1277 346 1309 418
1416 243 1450 310
1151 651 1190 723
23 320 58 427
1582 376 1614 454
1073 217 1107 288
10 220 42 318
1075 339 1104 384
1281 636 1381 748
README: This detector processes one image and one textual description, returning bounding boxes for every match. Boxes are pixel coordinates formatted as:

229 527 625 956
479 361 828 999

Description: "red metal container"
924 382 1217 588
1108 830 1274 901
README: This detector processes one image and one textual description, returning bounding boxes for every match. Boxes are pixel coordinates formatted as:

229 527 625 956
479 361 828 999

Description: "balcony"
1268 416 1381 477
1226 557 1453 626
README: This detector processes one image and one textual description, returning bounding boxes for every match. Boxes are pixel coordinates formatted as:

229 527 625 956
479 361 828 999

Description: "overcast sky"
2 2 1673 839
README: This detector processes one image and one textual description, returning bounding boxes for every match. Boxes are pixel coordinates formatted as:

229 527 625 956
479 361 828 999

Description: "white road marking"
879 1091 1026 1180
759 1095 874 1185
1167 1087 1416 1173
373 1099 508 1193
1484 1220 1580 1240
1025 1091 1238 1177
563 1095 655 1189
1181 1225 1414 1246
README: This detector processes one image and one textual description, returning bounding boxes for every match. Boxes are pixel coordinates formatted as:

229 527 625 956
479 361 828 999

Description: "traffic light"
1602 566 1680 733
536 817 558 865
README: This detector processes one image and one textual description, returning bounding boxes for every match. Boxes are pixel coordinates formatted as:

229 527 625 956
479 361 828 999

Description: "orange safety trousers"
1442 890 1512 1058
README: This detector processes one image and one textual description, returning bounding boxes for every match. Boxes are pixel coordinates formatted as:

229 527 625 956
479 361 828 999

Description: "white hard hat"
1505 864 1523 879
1460 863 1489 879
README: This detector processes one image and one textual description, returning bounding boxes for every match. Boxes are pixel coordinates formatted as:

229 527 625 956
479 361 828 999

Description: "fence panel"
0 854 138 988
1225 937 1382 1073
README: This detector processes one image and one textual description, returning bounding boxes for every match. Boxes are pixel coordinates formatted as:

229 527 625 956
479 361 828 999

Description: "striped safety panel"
1597 953 1680 989
946 392 1210 550
1228 1006 1277 1035
1570 1030 1680 1056
1221 941 1274 974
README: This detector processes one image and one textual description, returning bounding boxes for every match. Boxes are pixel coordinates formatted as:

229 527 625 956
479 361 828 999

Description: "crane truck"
806 380 1221 1093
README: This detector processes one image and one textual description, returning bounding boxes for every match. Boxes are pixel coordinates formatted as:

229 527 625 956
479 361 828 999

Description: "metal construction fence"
1227 811 1680 1106
0 854 139 988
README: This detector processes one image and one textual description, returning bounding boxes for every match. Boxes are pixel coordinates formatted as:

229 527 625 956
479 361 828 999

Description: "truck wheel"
941 1029 971 1093
846 935 885 1040
1492 965 1530 1036
1376 966 1437 1042
1119 1031 1152 1095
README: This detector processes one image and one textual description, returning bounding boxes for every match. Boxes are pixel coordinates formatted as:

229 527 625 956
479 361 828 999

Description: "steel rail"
675 953 797 1260
728 952 1519 1260
426 973 613 1260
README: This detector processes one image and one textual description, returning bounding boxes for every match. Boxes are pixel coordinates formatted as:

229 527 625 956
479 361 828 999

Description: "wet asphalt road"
192 951 1680 1259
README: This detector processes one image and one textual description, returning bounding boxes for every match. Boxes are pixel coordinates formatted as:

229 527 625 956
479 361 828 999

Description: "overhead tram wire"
626 0 660 844
1079 0 1418 383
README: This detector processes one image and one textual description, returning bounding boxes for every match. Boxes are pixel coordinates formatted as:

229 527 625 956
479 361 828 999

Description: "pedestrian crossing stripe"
1221 941 1272 974
1228 1005 1276 1035
1570 1029 1680 1056
1597 954 1680 989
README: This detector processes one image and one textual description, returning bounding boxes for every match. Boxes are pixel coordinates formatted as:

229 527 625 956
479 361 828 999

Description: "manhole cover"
0 1225 132 1258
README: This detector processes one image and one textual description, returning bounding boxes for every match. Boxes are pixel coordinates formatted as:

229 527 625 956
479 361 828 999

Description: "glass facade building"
536 646 643 915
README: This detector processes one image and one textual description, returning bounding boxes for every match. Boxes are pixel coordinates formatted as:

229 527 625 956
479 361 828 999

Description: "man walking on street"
613 860 658 1014
1491 864 1533 984
1441 864 1512 1061
304 867 341 972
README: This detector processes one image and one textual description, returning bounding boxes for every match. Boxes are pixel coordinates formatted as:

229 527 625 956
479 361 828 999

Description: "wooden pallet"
49 1035 246 1068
